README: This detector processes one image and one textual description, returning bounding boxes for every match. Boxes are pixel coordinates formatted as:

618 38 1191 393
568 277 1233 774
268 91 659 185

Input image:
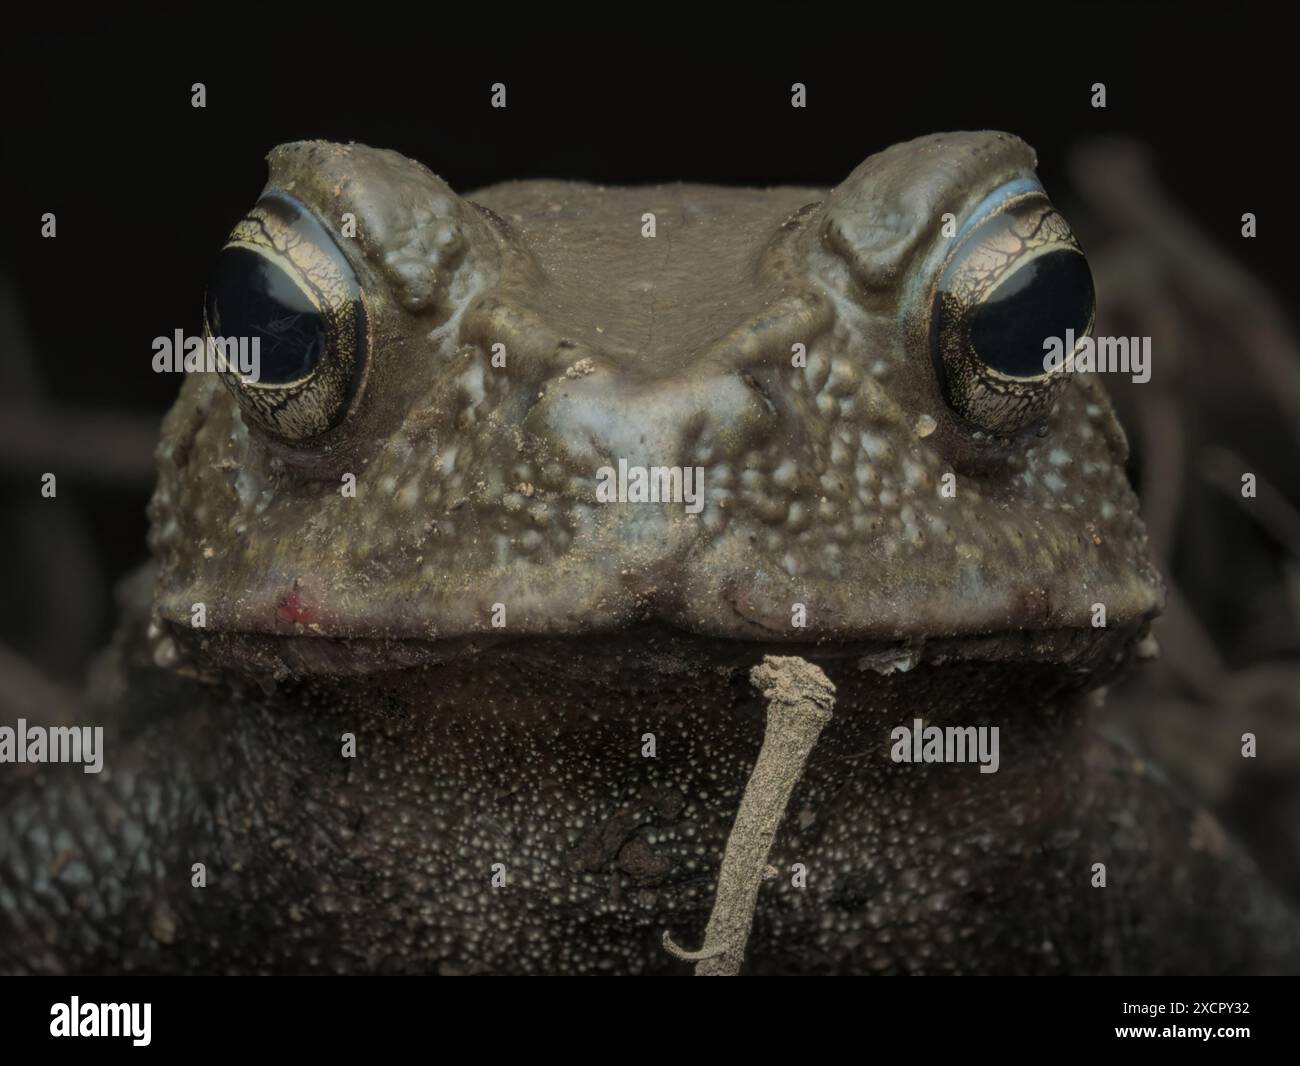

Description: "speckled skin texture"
2 133 1295 974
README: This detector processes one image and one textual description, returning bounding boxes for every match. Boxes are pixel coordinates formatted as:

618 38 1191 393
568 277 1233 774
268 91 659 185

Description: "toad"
3 132 1295 974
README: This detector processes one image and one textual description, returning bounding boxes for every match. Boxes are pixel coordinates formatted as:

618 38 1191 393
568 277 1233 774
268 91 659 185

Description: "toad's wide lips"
157 612 1154 683
155 548 1161 656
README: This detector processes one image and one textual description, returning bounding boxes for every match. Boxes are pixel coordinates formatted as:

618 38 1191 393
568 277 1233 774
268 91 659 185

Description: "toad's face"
149 132 1161 678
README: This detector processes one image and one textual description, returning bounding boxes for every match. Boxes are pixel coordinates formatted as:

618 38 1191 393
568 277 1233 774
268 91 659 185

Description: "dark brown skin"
1 134 1295 974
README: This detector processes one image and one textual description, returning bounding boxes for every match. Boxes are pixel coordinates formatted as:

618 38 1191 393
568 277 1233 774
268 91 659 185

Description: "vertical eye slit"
930 186 1095 436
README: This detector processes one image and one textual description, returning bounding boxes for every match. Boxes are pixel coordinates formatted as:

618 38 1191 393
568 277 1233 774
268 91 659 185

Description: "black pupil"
968 250 1094 378
205 248 327 384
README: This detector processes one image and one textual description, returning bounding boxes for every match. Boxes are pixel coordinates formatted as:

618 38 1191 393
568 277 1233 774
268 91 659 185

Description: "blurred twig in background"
1072 138 1300 903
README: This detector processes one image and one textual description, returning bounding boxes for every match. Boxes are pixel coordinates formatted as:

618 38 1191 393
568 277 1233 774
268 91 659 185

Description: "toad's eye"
930 182 1095 435
204 194 367 443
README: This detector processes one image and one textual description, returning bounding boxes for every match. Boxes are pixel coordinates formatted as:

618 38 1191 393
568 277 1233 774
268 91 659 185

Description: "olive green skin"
2 134 1294 974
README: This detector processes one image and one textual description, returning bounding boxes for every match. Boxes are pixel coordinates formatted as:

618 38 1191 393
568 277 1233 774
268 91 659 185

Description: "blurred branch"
1071 139 1300 450
1201 445 1300 559
0 641 79 725
0 406 157 487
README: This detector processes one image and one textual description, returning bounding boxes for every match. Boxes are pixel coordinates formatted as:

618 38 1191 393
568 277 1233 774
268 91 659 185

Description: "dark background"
4 8 1299 904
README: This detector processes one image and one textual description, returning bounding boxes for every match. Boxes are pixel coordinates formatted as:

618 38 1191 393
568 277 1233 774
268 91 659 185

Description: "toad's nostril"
741 371 777 415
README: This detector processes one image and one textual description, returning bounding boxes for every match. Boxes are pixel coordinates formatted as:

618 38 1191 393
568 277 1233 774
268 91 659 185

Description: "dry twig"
663 655 835 975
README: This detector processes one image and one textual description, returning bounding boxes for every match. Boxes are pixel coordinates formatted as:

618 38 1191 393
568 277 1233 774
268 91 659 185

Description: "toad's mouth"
158 614 1153 688
152 525 1164 682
